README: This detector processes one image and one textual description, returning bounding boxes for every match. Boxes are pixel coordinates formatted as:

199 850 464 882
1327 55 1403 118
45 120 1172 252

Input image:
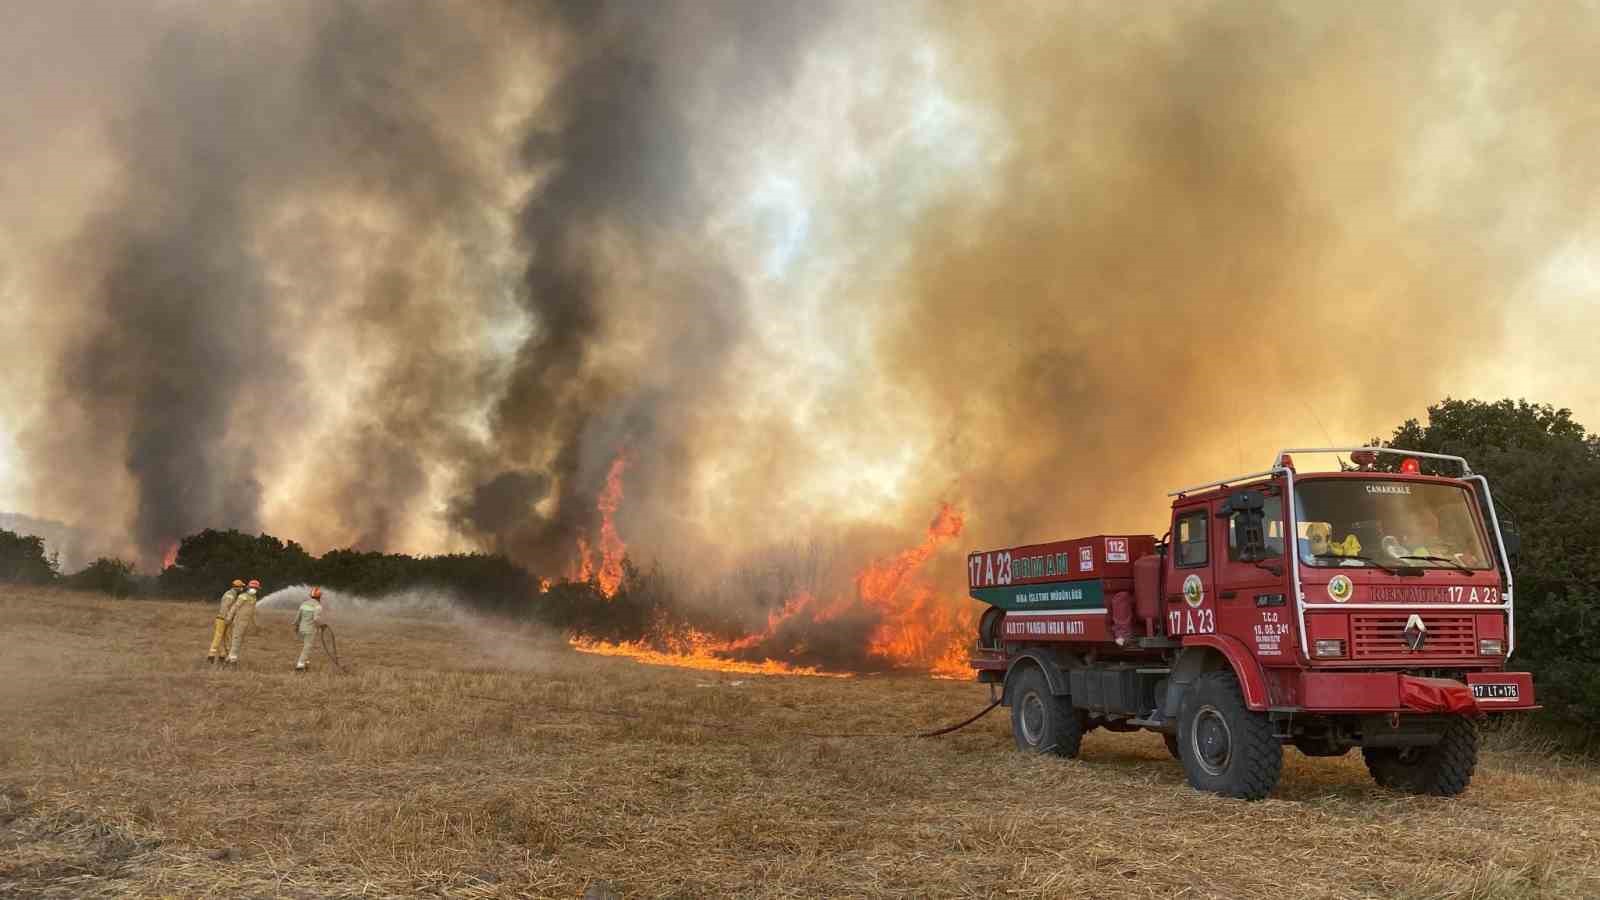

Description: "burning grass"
4 587 1600 898
570 634 851 678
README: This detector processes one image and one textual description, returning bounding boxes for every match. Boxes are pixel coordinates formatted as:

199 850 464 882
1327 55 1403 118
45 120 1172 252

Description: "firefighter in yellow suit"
207 579 245 664
225 579 261 666
294 587 327 672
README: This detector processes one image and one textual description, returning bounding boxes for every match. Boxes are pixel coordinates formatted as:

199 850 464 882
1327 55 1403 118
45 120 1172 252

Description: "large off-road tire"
1177 671 1283 800
1163 733 1181 761
1362 717 1478 797
1008 666 1085 758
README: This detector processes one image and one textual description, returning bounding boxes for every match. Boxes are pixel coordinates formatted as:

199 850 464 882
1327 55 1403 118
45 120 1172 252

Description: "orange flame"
571 631 850 678
161 542 179 570
568 452 629 597
857 504 972 676
569 503 978 679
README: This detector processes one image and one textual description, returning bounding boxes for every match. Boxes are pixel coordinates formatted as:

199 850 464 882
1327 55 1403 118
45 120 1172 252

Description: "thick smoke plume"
7 1 534 567
871 4 1600 557
3 1 1598 648
449 0 838 574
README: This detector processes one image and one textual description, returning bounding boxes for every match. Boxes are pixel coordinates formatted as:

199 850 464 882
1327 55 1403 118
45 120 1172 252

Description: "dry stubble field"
2 587 1599 899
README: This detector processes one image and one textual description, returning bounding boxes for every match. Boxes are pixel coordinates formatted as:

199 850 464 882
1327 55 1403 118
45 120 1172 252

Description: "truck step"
1137 637 1181 649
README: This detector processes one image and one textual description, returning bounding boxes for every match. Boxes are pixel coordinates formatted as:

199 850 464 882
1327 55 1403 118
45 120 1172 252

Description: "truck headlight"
1479 639 1504 656
1314 639 1346 658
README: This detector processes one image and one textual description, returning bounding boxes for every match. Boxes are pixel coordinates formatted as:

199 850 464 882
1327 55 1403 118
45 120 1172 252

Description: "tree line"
0 519 714 644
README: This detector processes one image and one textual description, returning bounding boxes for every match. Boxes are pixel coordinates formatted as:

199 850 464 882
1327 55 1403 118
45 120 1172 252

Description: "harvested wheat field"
2 588 1598 899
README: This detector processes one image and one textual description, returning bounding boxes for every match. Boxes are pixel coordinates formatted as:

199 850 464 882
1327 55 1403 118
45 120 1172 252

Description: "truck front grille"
1350 613 1476 660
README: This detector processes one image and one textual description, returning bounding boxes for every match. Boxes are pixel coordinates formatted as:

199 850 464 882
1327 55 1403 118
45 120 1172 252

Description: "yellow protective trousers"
207 617 232 659
296 630 317 669
227 599 257 662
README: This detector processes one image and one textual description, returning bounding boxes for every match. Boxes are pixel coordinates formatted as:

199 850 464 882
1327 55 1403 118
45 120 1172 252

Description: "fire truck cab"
969 447 1535 800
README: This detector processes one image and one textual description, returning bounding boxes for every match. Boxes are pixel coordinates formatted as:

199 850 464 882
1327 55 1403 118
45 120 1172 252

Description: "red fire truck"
968 447 1535 800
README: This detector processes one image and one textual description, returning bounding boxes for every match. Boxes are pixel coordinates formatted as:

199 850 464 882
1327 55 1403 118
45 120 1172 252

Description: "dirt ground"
2 588 1598 899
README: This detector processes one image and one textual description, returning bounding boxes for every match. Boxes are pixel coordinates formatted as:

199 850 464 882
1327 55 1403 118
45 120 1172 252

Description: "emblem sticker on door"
1182 574 1204 608
1327 575 1353 603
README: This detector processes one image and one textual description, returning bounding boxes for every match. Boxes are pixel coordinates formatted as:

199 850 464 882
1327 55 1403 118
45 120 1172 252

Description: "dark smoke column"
453 0 836 574
51 28 277 568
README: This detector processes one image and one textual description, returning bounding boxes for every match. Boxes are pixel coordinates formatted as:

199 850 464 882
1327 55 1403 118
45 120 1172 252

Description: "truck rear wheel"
1177 671 1282 800
1008 666 1084 758
1362 717 1478 797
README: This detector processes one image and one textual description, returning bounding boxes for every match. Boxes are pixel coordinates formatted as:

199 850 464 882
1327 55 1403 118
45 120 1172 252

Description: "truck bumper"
1296 671 1537 713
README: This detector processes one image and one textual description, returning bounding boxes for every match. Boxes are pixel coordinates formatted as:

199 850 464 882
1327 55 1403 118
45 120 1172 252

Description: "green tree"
66 558 140 597
156 529 316 596
1383 398 1600 738
0 528 59 584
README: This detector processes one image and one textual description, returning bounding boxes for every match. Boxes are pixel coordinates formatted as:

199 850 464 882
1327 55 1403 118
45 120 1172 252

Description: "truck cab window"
1175 510 1208 567
1228 495 1284 561
1294 478 1491 569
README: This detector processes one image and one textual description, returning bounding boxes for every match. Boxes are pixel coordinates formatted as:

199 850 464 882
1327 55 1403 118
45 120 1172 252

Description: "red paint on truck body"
974 465 1534 718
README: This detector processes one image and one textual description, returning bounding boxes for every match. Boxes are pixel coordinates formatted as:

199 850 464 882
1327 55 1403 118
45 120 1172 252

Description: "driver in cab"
1383 506 1483 568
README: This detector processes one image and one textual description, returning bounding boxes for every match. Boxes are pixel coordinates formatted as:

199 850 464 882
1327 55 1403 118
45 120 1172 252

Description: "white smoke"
256 582 566 672
256 583 460 617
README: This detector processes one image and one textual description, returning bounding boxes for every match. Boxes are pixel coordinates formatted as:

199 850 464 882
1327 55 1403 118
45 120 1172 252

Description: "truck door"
1166 502 1217 637
1215 486 1293 663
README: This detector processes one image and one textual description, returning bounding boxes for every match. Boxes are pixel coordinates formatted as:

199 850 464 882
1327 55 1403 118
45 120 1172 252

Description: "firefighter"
293 587 327 672
225 579 262 666
207 579 245 664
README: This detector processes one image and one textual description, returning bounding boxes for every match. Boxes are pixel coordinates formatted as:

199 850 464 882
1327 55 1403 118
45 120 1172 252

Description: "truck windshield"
1294 479 1491 570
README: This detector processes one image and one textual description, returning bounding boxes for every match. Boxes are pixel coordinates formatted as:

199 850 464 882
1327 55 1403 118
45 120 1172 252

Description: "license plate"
1472 683 1520 701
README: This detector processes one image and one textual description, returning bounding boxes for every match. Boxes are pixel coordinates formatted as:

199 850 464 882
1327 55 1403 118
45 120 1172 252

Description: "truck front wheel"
1177 671 1283 800
1362 717 1478 797
1008 666 1084 758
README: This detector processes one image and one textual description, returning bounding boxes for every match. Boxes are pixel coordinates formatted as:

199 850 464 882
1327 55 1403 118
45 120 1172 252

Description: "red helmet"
247 579 261 589
309 587 322 600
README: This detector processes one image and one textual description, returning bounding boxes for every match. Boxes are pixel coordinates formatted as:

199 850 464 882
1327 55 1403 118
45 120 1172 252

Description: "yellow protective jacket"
228 588 259 626
294 600 325 637
216 588 241 619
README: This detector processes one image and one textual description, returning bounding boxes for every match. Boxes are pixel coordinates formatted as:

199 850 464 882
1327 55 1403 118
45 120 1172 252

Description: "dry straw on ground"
3 587 1598 898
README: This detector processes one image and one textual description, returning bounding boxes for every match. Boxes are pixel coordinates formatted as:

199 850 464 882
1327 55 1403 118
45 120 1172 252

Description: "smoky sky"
3 0 1598 589
873 3 1600 566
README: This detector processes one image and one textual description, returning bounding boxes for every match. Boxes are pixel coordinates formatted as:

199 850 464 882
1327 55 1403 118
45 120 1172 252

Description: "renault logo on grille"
1402 614 1428 652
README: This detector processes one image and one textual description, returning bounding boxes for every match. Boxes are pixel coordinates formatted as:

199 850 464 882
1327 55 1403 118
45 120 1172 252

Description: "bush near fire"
3 397 1597 756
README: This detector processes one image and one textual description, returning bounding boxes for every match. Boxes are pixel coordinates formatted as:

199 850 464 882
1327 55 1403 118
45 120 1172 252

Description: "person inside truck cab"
1383 504 1484 568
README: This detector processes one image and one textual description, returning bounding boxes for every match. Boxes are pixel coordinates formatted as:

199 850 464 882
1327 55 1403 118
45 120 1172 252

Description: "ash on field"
3 588 1598 899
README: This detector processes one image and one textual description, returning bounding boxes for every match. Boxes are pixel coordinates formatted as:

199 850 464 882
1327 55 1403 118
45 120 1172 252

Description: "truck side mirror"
1220 490 1269 561
1501 527 1522 569
1220 490 1265 514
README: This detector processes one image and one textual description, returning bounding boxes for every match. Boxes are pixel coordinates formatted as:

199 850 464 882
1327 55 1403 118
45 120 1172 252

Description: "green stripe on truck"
969 579 1106 611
